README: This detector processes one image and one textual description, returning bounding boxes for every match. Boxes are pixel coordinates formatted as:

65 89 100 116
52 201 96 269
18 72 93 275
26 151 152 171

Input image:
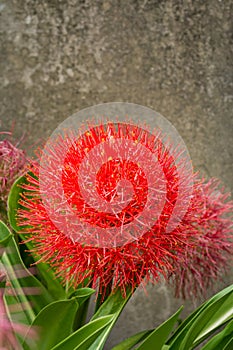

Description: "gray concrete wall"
1 1 232 349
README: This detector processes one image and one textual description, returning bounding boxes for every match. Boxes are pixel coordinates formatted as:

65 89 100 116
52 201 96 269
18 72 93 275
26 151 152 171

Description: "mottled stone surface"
0 0 232 349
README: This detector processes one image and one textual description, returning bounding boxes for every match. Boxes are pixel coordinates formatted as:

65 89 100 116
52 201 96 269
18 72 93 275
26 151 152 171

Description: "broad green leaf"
0 221 53 324
179 288 233 350
92 288 132 321
88 288 132 350
193 292 233 345
71 287 96 329
224 336 233 350
167 300 207 346
7 175 66 300
168 284 233 350
33 261 66 300
70 287 95 305
202 319 233 350
23 297 80 350
112 330 152 350
137 307 183 350
51 315 114 350
7 174 27 232
0 219 12 245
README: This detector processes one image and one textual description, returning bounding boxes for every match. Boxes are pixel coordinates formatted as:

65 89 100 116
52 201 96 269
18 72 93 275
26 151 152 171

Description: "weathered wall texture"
1 0 232 348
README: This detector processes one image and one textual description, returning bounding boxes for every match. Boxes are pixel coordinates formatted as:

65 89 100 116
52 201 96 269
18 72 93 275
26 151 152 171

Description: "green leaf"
193 292 233 345
51 315 114 350
0 219 12 245
136 307 183 350
70 287 95 305
88 288 132 350
92 288 132 321
180 289 233 349
33 261 66 300
7 174 26 232
202 319 233 350
7 175 66 300
223 336 233 350
0 221 53 325
111 330 152 350
71 287 96 329
168 285 233 350
167 298 208 347
70 287 96 330
23 297 80 350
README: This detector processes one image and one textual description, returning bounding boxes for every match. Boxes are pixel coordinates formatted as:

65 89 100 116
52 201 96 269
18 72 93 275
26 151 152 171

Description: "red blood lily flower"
17 122 233 299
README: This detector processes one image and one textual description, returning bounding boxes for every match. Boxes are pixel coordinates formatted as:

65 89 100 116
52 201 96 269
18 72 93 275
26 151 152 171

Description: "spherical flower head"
17 118 233 299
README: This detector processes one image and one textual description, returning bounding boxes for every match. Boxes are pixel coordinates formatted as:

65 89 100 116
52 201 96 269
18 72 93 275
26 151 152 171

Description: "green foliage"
202 319 233 350
88 288 132 350
113 286 233 350
23 298 80 350
0 221 53 324
7 174 26 232
7 174 66 299
136 307 183 350
111 330 152 350
71 288 96 305
51 316 114 350
167 284 233 350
